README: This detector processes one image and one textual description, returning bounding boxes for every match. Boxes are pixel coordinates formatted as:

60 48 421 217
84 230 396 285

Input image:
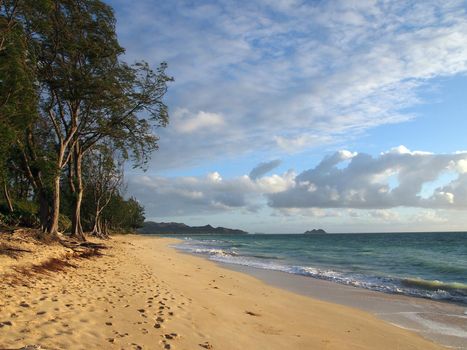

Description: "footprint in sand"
0 321 13 327
245 311 261 316
199 341 214 349
164 332 178 339
160 339 172 349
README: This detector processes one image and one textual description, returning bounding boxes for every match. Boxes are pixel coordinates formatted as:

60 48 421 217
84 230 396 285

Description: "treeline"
0 0 172 240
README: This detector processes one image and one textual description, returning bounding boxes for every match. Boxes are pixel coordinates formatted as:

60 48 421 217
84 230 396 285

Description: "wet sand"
0 235 448 349
223 264 467 349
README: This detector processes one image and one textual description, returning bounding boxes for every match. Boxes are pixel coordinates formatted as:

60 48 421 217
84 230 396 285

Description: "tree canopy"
0 0 172 238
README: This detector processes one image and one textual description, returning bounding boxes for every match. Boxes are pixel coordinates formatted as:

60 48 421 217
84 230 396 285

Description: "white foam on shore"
401 312 467 338
174 241 467 305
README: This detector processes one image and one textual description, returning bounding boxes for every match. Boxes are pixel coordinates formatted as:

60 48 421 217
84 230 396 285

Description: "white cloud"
450 159 467 174
256 170 296 193
433 191 455 204
129 148 467 220
384 145 434 156
207 171 223 183
274 134 334 152
369 209 400 221
128 164 294 217
274 207 341 218
411 210 448 224
268 146 467 209
110 0 467 168
173 108 225 134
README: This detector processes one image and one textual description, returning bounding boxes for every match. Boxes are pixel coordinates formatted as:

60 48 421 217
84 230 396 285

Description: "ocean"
171 232 467 305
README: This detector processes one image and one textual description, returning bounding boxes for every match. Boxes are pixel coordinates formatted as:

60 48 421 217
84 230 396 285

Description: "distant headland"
139 221 248 235
304 229 327 234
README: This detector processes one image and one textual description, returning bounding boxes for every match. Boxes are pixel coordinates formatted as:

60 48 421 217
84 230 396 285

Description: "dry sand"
0 234 447 350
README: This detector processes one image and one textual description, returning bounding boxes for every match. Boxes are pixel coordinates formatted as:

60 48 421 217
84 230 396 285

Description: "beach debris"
199 342 214 349
20 346 42 350
245 310 260 316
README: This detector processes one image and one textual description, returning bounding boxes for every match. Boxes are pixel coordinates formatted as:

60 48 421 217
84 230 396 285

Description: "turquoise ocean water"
169 232 467 305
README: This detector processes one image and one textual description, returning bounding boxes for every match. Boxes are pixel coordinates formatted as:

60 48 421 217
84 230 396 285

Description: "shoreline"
0 234 451 349
170 238 467 348
217 261 467 349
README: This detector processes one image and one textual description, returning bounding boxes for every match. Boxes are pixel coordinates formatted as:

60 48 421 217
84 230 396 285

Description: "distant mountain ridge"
139 221 248 235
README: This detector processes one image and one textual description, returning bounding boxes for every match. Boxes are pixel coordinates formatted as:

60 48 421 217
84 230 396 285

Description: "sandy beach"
0 234 449 349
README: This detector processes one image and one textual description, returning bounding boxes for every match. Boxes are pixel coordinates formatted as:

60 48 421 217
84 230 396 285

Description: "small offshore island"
304 228 327 234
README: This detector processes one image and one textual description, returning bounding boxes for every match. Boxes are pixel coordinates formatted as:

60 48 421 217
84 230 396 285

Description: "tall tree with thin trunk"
83 144 123 238
69 60 171 240
21 0 128 236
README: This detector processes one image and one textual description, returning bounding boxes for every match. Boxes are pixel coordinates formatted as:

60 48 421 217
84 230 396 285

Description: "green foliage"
58 213 71 232
104 61 173 169
0 3 38 184
0 200 39 227
0 0 171 236
102 195 145 232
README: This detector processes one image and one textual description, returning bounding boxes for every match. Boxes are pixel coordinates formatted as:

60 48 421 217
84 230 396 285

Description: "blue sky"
108 0 467 233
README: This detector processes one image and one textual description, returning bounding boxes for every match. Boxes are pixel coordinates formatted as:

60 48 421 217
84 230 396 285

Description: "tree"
21 0 123 236
0 0 38 214
0 0 170 237
101 195 145 234
83 144 123 238
68 60 171 240
21 0 172 239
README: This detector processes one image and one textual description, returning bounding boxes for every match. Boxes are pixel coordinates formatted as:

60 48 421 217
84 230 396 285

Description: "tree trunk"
3 180 14 213
91 220 99 236
91 206 108 238
70 151 85 241
38 189 50 232
19 129 54 234
103 219 108 236
46 136 75 236
91 205 100 234
47 174 61 235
